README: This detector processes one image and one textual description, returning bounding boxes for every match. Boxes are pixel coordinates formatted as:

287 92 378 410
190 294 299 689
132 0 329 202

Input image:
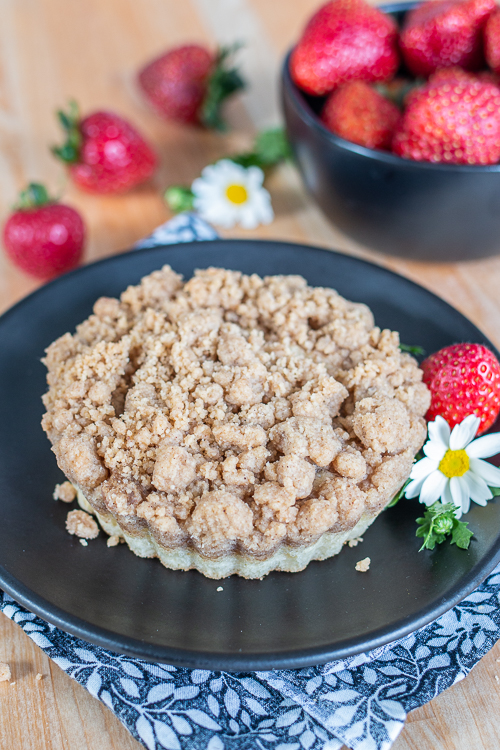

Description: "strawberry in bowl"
282 0 500 261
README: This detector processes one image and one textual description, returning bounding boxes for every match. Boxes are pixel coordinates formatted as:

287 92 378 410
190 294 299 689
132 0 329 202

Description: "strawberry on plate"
52 102 157 194
392 68 500 165
321 81 401 150
289 0 399 96
3 183 85 279
484 8 500 74
138 44 245 130
400 0 496 77
421 343 500 435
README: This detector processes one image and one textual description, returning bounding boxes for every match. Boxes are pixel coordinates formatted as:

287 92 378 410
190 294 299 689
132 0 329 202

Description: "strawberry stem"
51 100 82 164
15 183 55 210
200 44 246 130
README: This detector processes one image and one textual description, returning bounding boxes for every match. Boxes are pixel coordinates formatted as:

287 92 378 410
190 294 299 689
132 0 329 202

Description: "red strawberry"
138 44 245 130
3 183 85 279
421 343 500 435
52 102 157 194
484 8 500 73
321 81 401 150
392 69 500 164
400 0 496 77
289 0 400 96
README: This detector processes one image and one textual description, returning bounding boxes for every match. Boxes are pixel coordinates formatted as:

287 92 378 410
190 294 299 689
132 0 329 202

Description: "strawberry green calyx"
52 100 82 164
15 183 56 210
200 44 246 130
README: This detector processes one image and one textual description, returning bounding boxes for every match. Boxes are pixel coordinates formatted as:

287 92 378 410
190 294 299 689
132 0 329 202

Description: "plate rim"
2 237 500 671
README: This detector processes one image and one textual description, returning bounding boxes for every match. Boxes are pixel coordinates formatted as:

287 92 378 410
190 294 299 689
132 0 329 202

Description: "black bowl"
282 1 500 262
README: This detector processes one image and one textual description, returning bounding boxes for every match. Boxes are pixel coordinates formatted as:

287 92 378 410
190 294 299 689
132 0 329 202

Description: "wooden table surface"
2 0 500 748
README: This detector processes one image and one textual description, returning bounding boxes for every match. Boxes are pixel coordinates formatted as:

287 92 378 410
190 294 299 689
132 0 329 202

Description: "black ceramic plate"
1 239 500 672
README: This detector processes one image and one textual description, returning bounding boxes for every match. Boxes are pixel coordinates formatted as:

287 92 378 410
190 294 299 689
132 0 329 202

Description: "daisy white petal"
428 416 451 448
450 476 469 516
420 471 448 506
462 472 491 505
469 457 500 487
466 433 500 459
423 440 447 461
409 456 439 481
405 476 427 499
442 481 454 506
449 414 480 450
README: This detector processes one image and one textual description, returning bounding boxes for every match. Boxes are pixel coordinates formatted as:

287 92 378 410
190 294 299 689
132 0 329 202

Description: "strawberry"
321 81 401 150
3 183 85 279
138 44 245 130
400 0 496 77
484 8 500 74
392 69 500 164
289 0 399 96
421 343 500 435
52 102 157 194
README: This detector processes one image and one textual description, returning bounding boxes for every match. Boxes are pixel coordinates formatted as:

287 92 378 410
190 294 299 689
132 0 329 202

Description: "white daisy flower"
191 159 274 230
405 415 500 518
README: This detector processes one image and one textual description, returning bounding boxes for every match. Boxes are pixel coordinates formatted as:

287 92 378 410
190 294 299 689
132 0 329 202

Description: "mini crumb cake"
42 266 430 578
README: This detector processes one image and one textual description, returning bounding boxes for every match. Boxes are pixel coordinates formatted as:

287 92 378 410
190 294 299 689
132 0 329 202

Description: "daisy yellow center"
439 449 470 478
225 184 248 204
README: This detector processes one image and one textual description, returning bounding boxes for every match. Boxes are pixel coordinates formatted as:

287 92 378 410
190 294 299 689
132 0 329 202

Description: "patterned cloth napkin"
2 213 500 750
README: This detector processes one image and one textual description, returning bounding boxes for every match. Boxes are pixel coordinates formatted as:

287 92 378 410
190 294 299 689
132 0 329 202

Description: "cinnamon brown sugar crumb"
0 663 11 682
66 510 99 539
35 673 43 681
53 481 76 503
107 535 121 547
42 266 429 576
355 557 371 572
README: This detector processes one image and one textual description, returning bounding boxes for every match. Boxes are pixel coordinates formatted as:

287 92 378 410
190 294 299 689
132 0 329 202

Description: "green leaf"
253 128 292 165
387 478 410 508
15 183 54 210
200 44 246 131
399 343 425 356
415 502 463 551
451 519 473 549
489 486 500 497
52 100 82 164
164 185 195 213
229 127 292 171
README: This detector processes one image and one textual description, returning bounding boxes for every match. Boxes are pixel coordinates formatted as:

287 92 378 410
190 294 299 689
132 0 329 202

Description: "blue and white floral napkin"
2 214 500 750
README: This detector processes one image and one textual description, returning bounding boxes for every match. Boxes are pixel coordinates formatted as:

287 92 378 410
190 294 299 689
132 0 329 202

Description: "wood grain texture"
1 1 500 748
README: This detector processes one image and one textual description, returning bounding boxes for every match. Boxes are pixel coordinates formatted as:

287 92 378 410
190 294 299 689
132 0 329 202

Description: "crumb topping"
42 267 429 559
0 663 11 682
65 510 99 539
53 481 76 503
355 557 371 572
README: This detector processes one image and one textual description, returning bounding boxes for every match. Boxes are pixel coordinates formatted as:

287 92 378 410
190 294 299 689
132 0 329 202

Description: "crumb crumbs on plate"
495 675 500 683
216 586 223 592
10 682 16 686
355 557 371 572
0 663 11 682
107 535 121 547
53 481 76 503
35 673 43 681
348 537 363 547
66 510 99 539
79 539 88 547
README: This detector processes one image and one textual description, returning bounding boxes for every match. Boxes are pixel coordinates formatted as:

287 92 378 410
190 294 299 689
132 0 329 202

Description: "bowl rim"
282 0 500 174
